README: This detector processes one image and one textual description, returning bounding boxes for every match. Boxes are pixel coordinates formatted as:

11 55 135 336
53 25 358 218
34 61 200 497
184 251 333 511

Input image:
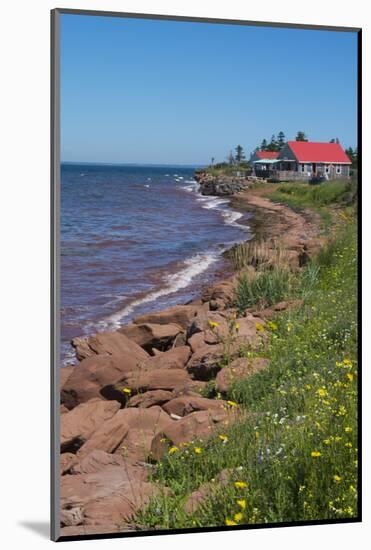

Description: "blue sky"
61 14 358 165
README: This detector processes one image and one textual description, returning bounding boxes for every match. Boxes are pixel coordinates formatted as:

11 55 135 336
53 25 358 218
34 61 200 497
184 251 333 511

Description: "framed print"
51 8 361 542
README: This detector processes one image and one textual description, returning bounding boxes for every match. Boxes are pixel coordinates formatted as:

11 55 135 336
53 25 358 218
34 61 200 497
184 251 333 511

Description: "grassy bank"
135 184 358 531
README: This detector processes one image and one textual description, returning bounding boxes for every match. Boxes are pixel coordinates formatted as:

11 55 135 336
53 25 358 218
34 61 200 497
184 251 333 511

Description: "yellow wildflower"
208 320 219 328
346 373 354 382
227 400 238 407
343 359 352 366
345 427 353 433
219 434 228 442
168 446 179 455
323 439 331 445
234 322 240 331
333 475 342 482
122 387 132 394
225 519 237 526
316 387 328 398
234 481 248 489
194 447 202 454
236 499 246 510
255 431 260 439
311 451 321 458
255 322 265 332
234 513 243 522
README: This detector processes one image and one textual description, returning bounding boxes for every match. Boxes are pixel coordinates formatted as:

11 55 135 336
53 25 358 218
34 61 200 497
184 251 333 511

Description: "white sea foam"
101 252 218 328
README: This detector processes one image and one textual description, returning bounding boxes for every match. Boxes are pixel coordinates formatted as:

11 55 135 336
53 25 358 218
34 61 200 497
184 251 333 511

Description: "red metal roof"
286 141 351 163
255 150 280 159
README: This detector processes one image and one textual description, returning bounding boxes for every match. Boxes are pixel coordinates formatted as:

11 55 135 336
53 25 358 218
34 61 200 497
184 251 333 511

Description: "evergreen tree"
277 131 286 149
260 139 268 151
266 135 279 152
235 144 246 164
295 131 308 142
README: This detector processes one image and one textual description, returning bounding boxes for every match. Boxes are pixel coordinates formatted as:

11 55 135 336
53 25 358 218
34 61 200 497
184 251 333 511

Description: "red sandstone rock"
60 365 74 387
127 390 173 408
61 352 148 409
186 344 223 381
123 367 193 392
61 398 121 453
215 357 269 393
133 305 202 331
71 330 149 362
118 322 182 353
163 395 227 417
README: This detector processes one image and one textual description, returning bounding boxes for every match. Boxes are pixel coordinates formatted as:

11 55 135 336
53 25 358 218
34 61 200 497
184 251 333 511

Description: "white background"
0 0 369 548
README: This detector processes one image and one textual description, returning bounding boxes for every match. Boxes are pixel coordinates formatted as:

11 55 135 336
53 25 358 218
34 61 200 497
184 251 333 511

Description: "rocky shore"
58 181 322 538
194 169 258 196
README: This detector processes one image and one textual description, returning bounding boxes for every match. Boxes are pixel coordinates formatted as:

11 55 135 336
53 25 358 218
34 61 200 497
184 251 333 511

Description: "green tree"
260 139 268 151
295 131 308 142
266 134 279 152
277 131 286 149
235 144 245 164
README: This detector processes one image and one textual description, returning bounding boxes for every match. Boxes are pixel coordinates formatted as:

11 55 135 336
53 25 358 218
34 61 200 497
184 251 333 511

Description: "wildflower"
255 431 260 438
208 320 219 328
234 322 240 331
333 475 342 482
345 442 353 448
160 437 167 443
267 321 278 331
194 447 202 454
219 434 228 443
234 513 243 522
299 485 306 493
311 451 321 458
234 481 248 489
323 439 331 445
343 359 352 366
345 426 353 433
121 387 132 394
225 519 237 526
346 373 354 382
168 446 179 455
236 499 246 510
255 322 265 332
227 400 238 407
316 387 328 398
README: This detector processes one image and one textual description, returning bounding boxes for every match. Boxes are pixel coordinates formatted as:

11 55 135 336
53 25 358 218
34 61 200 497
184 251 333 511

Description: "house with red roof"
275 141 351 180
251 141 351 181
249 150 280 176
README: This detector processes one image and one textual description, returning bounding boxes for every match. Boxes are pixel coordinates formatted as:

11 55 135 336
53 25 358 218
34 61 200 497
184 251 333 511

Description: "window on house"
301 164 305 172
336 165 342 174
325 166 330 174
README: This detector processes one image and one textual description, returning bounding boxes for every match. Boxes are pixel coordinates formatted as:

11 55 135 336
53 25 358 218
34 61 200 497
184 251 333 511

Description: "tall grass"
271 179 356 208
235 268 292 312
135 217 358 530
229 238 289 271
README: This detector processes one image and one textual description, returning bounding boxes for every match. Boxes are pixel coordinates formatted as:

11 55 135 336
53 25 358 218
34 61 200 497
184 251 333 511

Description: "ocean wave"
100 252 219 328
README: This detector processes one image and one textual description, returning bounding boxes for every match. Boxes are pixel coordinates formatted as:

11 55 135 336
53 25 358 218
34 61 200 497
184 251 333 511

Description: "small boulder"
122 368 193 392
71 331 149 362
151 409 234 460
163 395 227 417
215 357 269 393
186 344 223 381
133 305 201 331
127 390 173 408
118 323 182 353
61 398 121 453
61 352 148 409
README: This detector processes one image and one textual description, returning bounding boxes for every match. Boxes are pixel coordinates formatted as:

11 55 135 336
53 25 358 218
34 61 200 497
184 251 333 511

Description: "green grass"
135 216 358 530
270 179 356 229
235 268 292 313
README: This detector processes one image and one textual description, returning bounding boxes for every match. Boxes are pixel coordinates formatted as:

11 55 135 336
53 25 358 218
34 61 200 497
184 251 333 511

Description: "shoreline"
61 177 253 366
59 179 328 537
